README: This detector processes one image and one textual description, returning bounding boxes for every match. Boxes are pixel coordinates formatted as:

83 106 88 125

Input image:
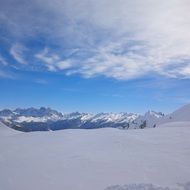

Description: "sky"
0 0 190 114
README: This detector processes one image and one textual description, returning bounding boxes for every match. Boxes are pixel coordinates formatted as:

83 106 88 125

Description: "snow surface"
158 121 190 128
156 104 190 127
0 122 190 190
0 121 21 136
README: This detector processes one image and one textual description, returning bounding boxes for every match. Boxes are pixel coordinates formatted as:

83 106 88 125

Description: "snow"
169 103 190 121
158 121 190 128
15 115 62 123
80 113 94 122
0 107 63 124
0 123 190 190
89 112 139 123
153 103 190 128
0 121 21 136
1 104 190 131
129 103 190 129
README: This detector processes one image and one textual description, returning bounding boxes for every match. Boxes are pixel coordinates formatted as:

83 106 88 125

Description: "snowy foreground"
0 122 190 190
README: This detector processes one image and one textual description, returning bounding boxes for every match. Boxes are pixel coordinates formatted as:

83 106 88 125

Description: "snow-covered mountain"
135 103 190 129
0 107 63 122
130 111 164 129
0 107 164 132
2 103 190 132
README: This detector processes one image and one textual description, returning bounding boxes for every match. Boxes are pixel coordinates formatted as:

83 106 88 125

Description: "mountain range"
0 104 190 132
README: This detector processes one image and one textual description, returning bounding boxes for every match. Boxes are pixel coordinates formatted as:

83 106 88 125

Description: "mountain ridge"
1 104 189 132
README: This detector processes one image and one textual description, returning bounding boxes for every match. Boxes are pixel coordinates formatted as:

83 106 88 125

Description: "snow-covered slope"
128 103 190 129
0 125 189 190
0 121 21 136
159 121 190 128
157 104 190 126
170 103 190 121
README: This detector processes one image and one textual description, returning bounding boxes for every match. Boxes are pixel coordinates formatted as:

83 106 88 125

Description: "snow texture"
0 121 190 190
105 182 190 190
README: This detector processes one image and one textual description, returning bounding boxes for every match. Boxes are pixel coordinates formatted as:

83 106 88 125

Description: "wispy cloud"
10 43 27 64
1 0 190 80
0 55 8 66
102 93 125 98
35 48 74 71
35 48 59 71
35 79 48 85
0 70 15 79
35 40 190 80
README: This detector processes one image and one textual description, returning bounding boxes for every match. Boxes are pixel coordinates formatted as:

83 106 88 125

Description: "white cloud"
0 55 8 66
1 0 190 80
35 48 59 71
10 43 27 64
35 48 74 71
35 37 190 80
71 48 145 79
57 60 73 70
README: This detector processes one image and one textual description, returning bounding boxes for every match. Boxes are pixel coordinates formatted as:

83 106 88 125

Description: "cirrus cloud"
10 43 27 64
1 0 190 80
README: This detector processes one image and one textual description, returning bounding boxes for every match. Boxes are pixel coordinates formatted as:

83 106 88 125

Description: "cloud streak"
1 0 190 80
0 70 15 79
0 55 8 66
10 43 27 64
35 48 74 71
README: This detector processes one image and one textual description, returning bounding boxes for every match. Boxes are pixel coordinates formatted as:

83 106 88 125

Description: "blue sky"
0 0 190 114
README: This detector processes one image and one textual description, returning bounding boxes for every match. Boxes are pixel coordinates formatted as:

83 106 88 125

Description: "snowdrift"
0 125 190 190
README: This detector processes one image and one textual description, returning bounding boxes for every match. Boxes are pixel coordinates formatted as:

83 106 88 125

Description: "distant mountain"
9 103 190 131
126 111 163 129
3 103 190 131
0 107 63 122
14 107 63 118
0 107 165 132
134 103 190 128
